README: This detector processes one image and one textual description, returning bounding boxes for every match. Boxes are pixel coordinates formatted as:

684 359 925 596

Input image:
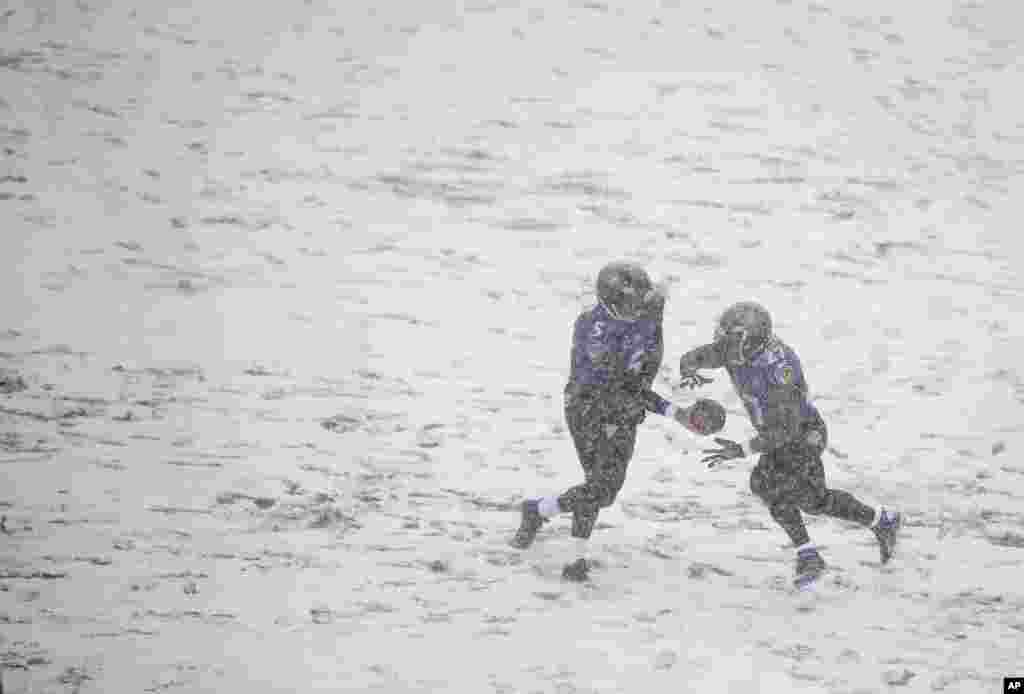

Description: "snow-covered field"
2 0 1023 691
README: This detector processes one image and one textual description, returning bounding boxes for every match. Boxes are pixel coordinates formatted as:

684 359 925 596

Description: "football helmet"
595 261 665 321
714 301 773 365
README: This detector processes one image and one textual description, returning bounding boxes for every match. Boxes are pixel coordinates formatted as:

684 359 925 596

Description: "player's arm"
679 342 726 372
679 342 726 388
627 331 684 419
569 313 613 386
621 324 723 434
569 314 591 366
567 316 582 376
701 385 803 466
640 390 725 435
615 320 663 395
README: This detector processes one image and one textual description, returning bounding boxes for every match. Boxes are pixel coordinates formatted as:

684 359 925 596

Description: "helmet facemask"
601 287 662 321
638 282 667 321
714 325 768 366
597 262 666 321
714 301 773 365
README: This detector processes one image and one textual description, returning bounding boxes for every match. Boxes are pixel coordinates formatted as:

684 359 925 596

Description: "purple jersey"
726 338 820 428
567 303 672 416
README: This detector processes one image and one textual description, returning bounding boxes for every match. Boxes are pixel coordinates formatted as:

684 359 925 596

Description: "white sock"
870 507 882 528
796 542 816 554
537 496 561 518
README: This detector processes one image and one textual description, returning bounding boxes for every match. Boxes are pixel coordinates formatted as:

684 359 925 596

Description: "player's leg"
750 449 825 584
558 420 638 581
750 453 812 545
795 455 874 524
513 394 622 550
791 428 902 563
801 478 902 564
512 396 597 549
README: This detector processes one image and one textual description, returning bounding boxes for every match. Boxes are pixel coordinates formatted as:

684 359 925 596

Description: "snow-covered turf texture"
2 0 1023 692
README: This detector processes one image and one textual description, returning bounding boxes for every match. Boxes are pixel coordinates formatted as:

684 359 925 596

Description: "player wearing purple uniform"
681 302 902 587
512 261 726 582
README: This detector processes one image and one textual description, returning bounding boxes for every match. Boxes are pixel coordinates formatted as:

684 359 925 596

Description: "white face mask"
603 284 666 321
646 285 667 317
715 326 763 365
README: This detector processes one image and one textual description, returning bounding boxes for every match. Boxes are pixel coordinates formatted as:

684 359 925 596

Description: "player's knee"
587 464 624 507
795 489 829 515
768 502 807 536
597 486 620 508
600 474 627 507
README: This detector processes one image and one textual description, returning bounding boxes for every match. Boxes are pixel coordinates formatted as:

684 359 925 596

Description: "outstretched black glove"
701 437 745 468
680 371 713 390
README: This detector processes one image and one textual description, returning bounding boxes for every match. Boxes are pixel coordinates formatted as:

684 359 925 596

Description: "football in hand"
687 398 726 435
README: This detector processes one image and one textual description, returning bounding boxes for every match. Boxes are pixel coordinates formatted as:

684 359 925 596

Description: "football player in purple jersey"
512 261 726 582
681 302 901 587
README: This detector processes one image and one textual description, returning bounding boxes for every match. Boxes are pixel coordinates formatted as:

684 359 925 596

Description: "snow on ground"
1 0 1023 691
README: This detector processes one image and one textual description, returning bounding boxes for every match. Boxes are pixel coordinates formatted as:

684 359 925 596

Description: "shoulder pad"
752 347 782 368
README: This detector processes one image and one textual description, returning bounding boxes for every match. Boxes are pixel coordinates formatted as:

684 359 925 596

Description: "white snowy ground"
2 0 1023 691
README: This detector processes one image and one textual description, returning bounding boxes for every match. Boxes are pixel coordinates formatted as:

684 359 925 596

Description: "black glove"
680 371 713 390
701 437 745 468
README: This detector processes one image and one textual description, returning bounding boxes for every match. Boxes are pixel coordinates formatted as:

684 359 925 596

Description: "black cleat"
872 509 902 564
561 558 590 582
511 499 547 549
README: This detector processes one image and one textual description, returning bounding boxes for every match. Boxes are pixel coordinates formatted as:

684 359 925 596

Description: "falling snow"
1 0 1023 692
